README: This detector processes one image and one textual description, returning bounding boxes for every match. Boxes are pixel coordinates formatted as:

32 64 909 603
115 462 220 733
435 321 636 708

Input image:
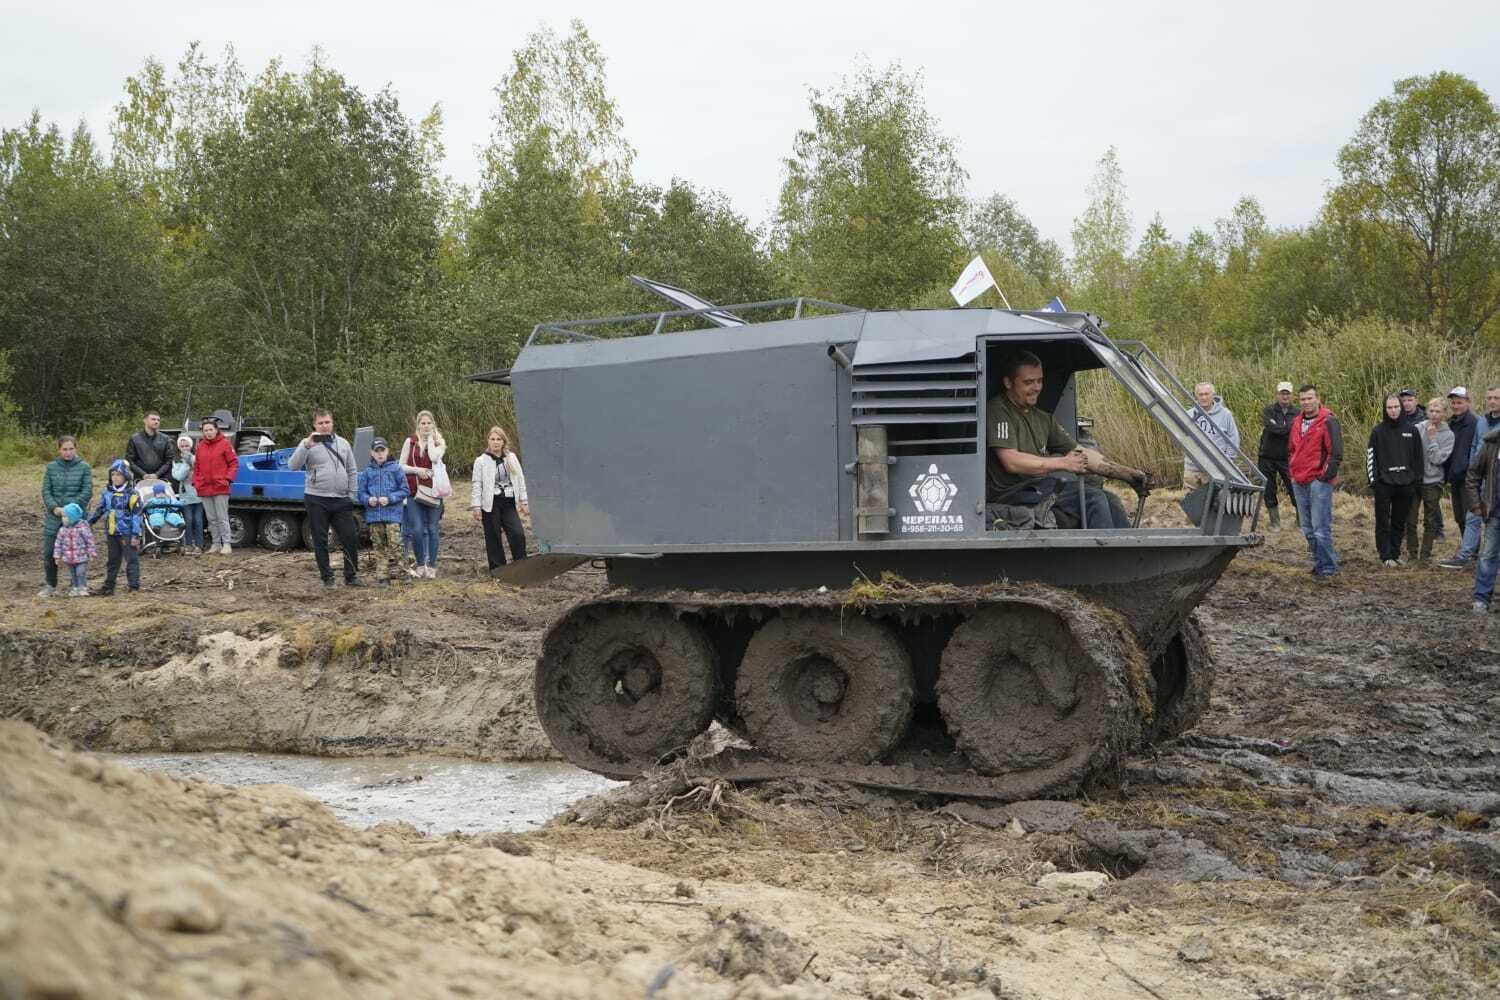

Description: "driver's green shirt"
985 393 1078 499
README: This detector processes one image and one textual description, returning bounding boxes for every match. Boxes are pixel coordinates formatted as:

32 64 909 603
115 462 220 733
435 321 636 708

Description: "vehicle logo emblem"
909 463 959 514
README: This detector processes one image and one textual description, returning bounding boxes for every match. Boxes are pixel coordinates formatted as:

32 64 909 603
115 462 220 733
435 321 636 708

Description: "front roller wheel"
1145 614 1214 744
536 605 717 773
936 602 1136 795
734 613 913 764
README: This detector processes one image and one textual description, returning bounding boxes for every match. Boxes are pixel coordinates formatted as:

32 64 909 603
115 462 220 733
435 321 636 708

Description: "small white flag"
950 254 1008 308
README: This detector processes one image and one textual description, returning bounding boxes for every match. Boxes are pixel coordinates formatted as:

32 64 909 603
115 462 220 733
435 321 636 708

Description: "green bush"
325 372 517 468
0 415 160 470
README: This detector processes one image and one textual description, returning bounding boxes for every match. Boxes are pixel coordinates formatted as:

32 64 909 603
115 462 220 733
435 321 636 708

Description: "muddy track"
535 583 1172 801
0 614 555 760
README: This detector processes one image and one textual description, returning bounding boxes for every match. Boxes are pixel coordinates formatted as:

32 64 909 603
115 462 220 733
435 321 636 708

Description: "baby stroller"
138 481 187 558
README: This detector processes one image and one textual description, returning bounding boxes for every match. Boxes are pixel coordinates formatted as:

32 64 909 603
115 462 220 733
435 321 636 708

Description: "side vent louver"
851 354 979 456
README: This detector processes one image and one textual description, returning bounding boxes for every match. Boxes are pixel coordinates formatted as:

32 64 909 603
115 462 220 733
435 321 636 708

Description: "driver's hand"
1134 471 1154 495
1062 449 1088 474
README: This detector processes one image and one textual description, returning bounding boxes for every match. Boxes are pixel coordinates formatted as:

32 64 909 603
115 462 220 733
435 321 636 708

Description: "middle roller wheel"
734 613 914 764
936 601 1134 794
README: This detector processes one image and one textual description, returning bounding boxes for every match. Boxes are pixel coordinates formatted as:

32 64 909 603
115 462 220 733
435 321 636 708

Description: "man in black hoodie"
1367 394 1423 566
125 410 174 482
1258 381 1298 529
1397 388 1428 554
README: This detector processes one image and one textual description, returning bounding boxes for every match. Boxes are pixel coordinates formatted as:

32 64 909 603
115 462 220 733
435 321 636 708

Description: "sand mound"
0 721 815 999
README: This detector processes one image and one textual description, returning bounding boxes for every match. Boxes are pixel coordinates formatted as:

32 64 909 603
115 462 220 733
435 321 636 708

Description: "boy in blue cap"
357 437 409 584
89 459 143 595
52 502 97 597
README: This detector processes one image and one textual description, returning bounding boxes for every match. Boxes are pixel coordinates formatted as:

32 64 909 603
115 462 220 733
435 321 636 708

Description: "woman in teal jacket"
40 435 93 597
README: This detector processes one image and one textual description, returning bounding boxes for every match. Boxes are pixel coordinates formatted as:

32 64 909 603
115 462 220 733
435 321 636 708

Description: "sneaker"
345 578 366 588
36 585 56 598
1473 600 1488 614
1267 508 1281 530
90 588 114 597
1439 557 1472 569
1382 559 1397 567
68 587 85 598
424 566 437 579
404 564 420 579
322 577 336 589
220 543 232 555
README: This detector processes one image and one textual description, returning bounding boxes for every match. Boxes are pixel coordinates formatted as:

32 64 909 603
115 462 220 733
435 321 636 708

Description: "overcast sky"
7 0 1499 253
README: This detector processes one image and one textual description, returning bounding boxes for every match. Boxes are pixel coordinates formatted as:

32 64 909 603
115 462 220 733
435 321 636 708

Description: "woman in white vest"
470 425 529 570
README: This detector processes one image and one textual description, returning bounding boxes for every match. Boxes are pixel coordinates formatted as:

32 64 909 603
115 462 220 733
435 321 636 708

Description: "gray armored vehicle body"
479 293 1263 799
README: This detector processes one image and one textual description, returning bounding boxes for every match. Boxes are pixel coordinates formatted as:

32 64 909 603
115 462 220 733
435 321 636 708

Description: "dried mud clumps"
687 912 812 985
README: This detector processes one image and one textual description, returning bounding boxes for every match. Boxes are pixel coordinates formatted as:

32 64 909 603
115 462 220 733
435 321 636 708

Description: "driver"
986 351 1149 528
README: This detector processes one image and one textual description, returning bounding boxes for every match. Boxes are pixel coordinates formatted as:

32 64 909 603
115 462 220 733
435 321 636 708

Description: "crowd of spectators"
36 406 529 597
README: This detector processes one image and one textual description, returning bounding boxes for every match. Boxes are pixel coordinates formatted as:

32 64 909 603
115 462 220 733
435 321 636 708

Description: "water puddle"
113 752 621 834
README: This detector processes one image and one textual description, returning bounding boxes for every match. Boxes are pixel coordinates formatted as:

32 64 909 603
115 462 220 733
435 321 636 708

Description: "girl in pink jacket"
52 502 97 597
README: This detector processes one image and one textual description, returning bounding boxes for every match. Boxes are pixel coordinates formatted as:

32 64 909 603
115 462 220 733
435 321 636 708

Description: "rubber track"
536 582 1203 803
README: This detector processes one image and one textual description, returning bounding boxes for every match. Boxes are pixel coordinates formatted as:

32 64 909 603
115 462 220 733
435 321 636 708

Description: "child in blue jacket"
357 438 410 583
90 459 142 595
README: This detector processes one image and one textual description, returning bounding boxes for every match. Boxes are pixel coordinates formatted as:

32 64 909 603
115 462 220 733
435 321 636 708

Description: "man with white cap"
1439 386 1480 568
1256 381 1298 529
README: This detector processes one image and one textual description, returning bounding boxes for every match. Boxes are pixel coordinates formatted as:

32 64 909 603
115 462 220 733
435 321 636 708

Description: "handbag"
416 459 452 506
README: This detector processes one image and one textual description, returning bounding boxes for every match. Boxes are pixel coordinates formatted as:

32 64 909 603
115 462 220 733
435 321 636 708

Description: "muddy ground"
2 465 1498 998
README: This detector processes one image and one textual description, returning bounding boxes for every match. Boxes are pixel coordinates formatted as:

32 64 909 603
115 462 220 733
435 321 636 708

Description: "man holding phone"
288 407 363 588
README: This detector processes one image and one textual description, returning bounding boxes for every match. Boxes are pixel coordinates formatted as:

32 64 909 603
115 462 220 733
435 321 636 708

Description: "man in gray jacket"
287 408 363 588
1183 382 1241 489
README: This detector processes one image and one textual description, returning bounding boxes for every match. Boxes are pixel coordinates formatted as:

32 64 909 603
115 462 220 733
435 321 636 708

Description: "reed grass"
1079 316 1500 487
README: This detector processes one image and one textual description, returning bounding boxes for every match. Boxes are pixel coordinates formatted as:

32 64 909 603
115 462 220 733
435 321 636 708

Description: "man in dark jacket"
1441 387 1482 568
1463 425 1500 612
1367 394 1423 566
1288 385 1343 578
1397 388 1426 427
1257 381 1298 529
125 410 174 481
39 435 94 597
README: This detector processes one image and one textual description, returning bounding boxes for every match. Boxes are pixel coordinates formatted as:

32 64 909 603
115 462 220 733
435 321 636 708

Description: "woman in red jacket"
192 417 240 555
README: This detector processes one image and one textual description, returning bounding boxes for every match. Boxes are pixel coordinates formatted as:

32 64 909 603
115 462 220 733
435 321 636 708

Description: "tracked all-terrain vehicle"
474 287 1264 800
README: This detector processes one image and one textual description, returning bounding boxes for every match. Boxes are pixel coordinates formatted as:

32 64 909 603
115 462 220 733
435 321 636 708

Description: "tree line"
3 21 1500 465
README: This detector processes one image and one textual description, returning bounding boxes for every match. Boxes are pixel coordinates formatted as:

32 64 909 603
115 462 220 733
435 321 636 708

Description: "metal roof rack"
523 296 861 348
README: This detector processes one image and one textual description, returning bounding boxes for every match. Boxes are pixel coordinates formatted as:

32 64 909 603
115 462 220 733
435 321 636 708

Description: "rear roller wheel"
226 511 257 547
536 606 717 773
936 601 1135 795
734 613 913 764
1145 614 1214 743
258 512 300 552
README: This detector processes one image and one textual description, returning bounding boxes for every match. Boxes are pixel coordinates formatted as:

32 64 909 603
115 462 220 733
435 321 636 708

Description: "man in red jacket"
191 417 239 555
1287 385 1343 578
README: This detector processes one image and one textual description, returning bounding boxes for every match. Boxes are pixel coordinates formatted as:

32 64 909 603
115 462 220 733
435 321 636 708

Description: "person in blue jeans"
1464 420 1500 612
1287 385 1344 577
171 435 206 554
399 410 447 579
1442 386 1500 569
